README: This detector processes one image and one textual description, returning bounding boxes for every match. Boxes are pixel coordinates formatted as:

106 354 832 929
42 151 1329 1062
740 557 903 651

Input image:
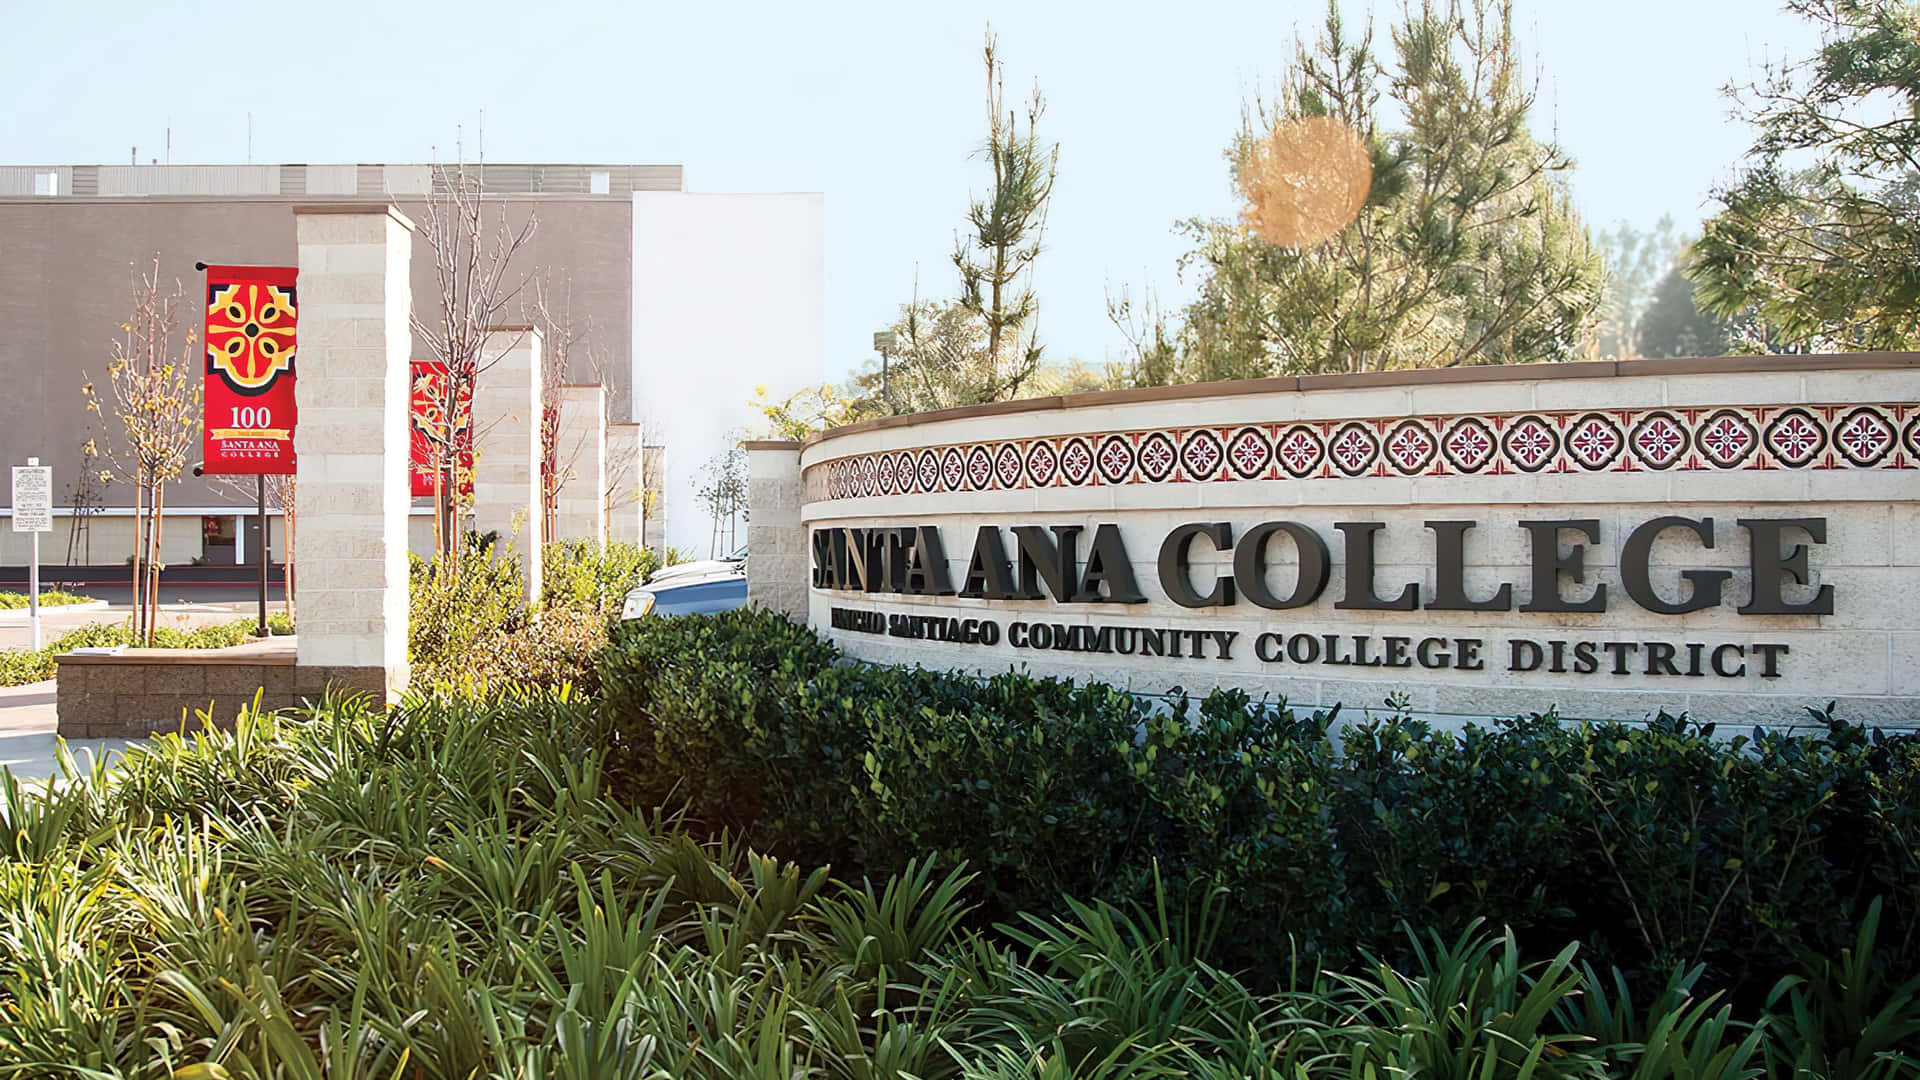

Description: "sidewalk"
0 679 129 781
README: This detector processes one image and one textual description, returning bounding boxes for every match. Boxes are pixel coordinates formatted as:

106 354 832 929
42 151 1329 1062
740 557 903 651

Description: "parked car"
621 565 747 619
643 544 747 587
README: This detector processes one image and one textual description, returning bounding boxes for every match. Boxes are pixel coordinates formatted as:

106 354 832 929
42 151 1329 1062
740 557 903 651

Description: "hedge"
599 607 1920 1003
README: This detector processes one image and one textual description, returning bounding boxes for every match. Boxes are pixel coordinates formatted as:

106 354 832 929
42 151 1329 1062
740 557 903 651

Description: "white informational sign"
11 464 51 533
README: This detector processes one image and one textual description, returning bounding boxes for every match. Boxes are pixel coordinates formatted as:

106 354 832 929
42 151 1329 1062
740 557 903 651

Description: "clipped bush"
598 608 1920 1001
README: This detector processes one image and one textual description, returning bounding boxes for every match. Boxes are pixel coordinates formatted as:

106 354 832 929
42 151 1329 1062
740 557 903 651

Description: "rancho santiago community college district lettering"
815 517 1831 681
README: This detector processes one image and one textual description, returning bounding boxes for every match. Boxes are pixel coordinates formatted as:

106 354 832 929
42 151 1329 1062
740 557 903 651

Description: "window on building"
32 171 58 196
590 169 611 195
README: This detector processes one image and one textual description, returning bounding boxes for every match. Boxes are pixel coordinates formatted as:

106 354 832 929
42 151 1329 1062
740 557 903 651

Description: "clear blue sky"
3 0 1818 386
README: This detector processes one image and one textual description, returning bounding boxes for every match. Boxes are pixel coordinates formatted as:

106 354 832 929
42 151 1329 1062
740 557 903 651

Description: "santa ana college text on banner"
202 264 298 474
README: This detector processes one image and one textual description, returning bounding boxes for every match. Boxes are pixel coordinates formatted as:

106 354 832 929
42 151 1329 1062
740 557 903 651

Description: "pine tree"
1120 0 1601 383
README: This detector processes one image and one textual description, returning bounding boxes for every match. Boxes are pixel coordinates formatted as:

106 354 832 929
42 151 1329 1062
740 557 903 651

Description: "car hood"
647 558 744 584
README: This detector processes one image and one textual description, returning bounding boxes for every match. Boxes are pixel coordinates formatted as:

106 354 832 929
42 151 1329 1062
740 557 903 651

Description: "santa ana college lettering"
746 356 1920 726
815 517 1811 681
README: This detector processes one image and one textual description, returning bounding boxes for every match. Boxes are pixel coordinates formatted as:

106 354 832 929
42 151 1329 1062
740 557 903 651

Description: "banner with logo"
202 265 298 474
409 360 473 497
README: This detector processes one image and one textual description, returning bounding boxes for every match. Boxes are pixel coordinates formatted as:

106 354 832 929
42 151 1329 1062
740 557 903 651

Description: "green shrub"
0 666 1909 1074
0 590 95 609
407 547 527 669
540 540 667 615
0 615 294 687
598 609 1920 1001
416 608 610 693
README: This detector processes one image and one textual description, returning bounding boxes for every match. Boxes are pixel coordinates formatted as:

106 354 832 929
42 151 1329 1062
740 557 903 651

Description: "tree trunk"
130 476 144 644
148 482 165 645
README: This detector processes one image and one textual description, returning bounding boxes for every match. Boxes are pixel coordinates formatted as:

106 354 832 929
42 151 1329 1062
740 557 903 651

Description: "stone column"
470 326 543 605
555 384 607 546
745 441 805 618
292 204 414 697
642 444 667 554
606 422 644 546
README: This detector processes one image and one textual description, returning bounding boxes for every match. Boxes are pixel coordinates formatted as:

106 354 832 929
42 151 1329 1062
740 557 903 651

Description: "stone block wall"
471 327 544 604
745 441 805 617
556 384 607 545
607 422 644 546
793 354 1920 727
292 204 414 695
56 642 386 738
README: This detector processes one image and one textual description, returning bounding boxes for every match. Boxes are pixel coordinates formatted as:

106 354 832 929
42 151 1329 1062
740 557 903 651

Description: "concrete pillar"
642 443 667 554
292 204 414 696
470 326 543 605
745 441 805 618
555 384 606 546
606 422 643 546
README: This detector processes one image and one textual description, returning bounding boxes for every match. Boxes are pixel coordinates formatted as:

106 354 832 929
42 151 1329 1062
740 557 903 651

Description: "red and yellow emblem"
205 282 297 391
202 264 298 475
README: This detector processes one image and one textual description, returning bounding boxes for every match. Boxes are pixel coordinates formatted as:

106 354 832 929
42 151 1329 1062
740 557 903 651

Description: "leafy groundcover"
0 611 1914 1076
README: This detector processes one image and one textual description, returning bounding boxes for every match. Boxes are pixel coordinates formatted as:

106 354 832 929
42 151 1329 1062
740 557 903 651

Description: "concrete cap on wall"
801 351 1920 450
290 202 416 232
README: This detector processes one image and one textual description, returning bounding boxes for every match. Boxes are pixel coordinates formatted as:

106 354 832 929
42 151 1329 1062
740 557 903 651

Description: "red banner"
202 265 298 474
409 361 472 497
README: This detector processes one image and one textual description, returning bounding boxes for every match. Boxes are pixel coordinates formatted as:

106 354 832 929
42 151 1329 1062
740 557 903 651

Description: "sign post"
12 458 53 651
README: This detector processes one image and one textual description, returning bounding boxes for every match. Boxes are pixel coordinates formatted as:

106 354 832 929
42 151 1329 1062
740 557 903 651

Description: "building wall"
0 512 284 567
0 193 638 540
632 192 825 555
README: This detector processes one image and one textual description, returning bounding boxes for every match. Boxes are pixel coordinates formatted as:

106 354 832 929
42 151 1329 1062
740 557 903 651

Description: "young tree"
696 441 747 558
410 159 538 561
1130 0 1601 382
83 261 202 645
876 32 1059 410
951 30 1058 399
531 274 600 542
1688 0 1920 351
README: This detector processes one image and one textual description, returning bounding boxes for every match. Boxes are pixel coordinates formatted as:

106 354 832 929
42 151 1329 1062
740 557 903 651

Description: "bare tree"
83 261 202 645
531 274 604 543
409 159 538 561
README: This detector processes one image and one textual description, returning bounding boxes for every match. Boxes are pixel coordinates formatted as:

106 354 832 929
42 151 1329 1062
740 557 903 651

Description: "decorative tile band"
804 403 1920 502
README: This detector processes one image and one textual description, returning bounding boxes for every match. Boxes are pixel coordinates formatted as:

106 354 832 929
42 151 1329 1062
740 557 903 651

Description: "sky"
3 0 1821 388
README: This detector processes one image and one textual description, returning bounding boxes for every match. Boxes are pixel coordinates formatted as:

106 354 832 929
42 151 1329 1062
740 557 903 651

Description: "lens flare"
1238 116 1372 248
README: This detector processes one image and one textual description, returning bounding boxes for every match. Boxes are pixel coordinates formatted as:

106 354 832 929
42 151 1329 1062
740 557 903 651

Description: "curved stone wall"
766 354 1920 727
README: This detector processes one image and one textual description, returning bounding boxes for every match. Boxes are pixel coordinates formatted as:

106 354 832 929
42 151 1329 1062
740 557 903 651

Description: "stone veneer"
752 354 1920 728
291 204 414 696
607 422 645 545
55 638 383 738
745 441 806 617
556 384 607 545
471 327 544 604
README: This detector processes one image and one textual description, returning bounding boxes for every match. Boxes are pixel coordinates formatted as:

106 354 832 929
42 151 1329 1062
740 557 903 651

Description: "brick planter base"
55 637 387 738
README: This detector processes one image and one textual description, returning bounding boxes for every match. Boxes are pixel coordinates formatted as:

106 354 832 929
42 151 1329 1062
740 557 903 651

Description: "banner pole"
257 474 268 637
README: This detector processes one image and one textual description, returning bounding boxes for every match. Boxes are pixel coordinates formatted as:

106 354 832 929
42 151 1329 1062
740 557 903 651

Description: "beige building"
0 162 672 567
